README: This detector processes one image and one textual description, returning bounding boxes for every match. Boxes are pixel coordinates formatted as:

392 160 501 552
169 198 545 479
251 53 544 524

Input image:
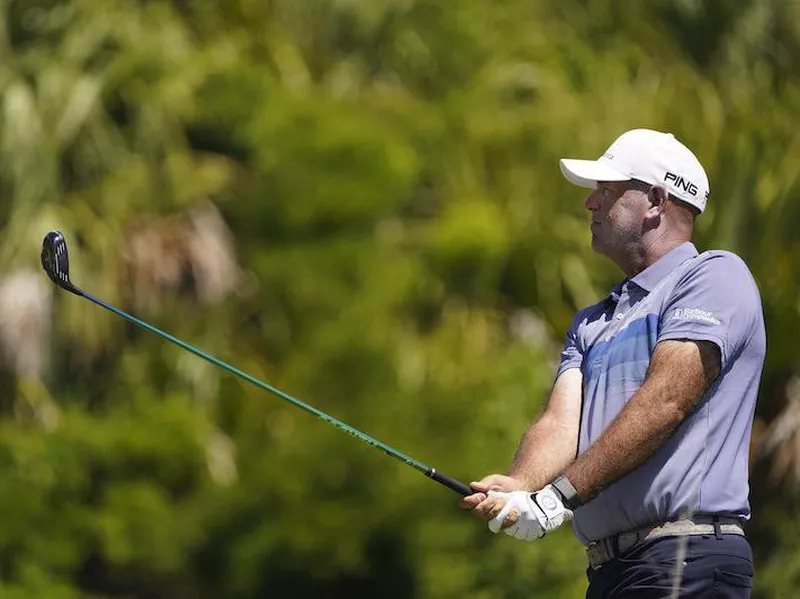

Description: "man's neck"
615 236 690 278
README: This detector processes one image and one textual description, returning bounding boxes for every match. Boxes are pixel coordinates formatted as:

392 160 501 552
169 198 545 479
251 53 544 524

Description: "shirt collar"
628 241 699 293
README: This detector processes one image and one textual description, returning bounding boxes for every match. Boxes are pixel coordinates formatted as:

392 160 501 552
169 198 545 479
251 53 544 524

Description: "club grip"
427 468 473 496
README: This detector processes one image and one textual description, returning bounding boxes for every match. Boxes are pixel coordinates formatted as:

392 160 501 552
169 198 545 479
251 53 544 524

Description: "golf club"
41 230 472 496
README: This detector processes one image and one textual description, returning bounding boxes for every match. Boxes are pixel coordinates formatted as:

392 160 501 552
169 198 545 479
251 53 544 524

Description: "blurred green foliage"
1 0 799 597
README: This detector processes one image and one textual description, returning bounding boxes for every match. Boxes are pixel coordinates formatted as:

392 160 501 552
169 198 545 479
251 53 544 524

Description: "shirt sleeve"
557 311 585 378
659 253 762 370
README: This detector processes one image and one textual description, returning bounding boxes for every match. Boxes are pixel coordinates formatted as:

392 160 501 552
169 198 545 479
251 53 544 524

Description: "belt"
586 516 745 570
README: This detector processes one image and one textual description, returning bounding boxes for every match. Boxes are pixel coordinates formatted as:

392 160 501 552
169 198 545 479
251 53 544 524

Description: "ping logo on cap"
664 172 698 196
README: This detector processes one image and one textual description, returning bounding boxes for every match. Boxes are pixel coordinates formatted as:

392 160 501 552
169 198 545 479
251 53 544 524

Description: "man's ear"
647 184 670 215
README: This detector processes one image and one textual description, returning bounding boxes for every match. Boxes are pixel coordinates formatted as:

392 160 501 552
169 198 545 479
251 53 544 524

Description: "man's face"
584 181 649 259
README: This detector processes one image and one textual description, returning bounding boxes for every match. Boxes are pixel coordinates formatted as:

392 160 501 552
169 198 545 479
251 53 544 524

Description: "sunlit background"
1 1 799 597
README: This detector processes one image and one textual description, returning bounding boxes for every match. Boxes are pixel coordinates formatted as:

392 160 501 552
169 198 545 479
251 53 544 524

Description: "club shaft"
76 290 471 496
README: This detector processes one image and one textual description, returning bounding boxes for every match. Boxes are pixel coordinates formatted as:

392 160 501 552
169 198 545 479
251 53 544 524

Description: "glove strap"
551 474 582 510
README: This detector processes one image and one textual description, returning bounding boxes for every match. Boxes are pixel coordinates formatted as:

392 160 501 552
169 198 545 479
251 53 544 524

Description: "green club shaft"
77 289 471 496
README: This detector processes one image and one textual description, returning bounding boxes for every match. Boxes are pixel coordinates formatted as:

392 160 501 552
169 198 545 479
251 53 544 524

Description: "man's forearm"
562 389 683 503
508 368 582 490
508 412 578 490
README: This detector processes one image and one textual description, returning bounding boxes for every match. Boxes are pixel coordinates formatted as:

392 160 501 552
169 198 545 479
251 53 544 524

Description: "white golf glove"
487 485 573 541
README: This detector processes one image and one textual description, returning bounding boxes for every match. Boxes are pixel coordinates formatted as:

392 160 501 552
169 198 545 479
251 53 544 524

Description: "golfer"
461 129 766 598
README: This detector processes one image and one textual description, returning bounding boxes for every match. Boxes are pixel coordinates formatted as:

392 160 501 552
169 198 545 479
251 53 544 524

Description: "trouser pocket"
713 567 752 598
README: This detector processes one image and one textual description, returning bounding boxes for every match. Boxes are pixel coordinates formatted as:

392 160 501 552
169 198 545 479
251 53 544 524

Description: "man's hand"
462 476 573 542
488 485 573 541
459 474 527 524
460 475 572 541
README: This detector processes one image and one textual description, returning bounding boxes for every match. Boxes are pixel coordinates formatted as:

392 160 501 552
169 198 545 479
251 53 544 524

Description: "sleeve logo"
670 307 721 325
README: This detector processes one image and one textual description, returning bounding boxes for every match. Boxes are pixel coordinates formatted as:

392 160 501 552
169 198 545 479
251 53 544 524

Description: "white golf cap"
559 128 710 213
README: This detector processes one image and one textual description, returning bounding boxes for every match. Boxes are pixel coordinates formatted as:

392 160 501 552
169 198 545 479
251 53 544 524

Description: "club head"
41 230 81 295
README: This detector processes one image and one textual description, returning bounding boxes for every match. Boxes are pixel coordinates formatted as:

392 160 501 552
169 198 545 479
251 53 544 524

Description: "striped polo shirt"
557 242 766 544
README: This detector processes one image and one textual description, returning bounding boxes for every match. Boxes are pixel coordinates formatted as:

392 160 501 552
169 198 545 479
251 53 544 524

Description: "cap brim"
559 158 631 188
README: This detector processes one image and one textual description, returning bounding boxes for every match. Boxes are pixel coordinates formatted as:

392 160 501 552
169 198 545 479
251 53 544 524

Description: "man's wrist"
550 474 582 510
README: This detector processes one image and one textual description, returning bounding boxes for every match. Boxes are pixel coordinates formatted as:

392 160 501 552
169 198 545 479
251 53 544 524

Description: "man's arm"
466 338 720 532
461 368 582 510
563 339 720 504
507 367 583 490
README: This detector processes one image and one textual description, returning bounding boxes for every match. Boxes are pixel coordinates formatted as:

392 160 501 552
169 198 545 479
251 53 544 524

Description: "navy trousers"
586 535 753 598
